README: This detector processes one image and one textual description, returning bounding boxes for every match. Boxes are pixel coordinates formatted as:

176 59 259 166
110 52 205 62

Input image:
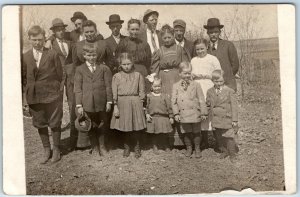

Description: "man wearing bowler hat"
139 9 162 54
69 11 88 42
202 18 239 150
105 14 126 73
173 19 195 59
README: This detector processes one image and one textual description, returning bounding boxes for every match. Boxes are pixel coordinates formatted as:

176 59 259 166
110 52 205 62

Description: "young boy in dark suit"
21 25 63 164
74 44 113 158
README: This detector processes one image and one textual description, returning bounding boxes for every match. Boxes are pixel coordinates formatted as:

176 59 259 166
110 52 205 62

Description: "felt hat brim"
143 11 159 23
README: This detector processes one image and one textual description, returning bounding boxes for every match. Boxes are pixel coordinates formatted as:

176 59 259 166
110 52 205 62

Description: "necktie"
34 50 39 62
60 40 68 57
216 88 221 94
151 32 158 51
181 80 190 91
212 43 216 51
91 64 96 73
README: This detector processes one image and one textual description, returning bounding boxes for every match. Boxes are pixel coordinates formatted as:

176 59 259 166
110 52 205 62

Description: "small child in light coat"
171 62 208 158
206 69 239 162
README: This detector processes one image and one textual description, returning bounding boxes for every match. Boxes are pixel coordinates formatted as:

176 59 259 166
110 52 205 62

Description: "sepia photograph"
2 4 296 195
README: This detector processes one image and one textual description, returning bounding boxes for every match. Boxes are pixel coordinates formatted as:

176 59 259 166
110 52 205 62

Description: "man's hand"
169 118 174 124
113 106 120 118
174 115 180 122
77 106 84 116
106 103 112 112
200 115 207 121
146 114 152 122
44 40 53 49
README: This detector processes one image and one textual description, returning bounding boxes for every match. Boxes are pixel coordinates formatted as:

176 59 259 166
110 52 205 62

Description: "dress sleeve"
150 49 161 74
112 74 118 104
138 73 146 101
171 84 179 116
145 94 150 115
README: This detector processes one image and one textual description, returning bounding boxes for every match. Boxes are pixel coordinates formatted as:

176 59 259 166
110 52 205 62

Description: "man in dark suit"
202 18 239 150
22 25 63 164
204 18 239 91
173 19 194 59
72 20 109 68
50 18 79 151
105 14 126 73
139 9 162 54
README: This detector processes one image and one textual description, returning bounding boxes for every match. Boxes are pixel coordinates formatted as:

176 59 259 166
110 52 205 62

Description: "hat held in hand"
75 112 92 132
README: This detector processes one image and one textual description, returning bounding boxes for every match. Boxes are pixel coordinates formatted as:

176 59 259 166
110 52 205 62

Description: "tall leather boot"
184 133 193 157
51 127 61 163
38 128 51 164
133 131 141 158
98 131 107 156
194 133 202 158
123 133 130 157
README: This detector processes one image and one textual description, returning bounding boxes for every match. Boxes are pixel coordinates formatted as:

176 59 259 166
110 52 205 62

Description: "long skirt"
159 68 180 96
110 96 146 132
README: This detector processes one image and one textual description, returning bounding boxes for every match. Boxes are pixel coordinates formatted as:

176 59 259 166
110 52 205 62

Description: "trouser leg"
38 127 51 164
51 127 61 163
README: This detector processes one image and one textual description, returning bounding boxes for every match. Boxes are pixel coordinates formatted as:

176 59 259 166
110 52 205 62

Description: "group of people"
21 9 240 164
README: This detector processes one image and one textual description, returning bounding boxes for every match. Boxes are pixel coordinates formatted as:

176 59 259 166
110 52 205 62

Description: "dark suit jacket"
139 29 163 49
52 39 73 66
208 39 239 91
22 48 63 105
72 39 109 67
206 85 238 129
105 34 126 72
183 38 195 58
74 63 112 112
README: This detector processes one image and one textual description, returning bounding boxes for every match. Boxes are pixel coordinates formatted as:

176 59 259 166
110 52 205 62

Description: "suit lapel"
38 48 49 69
52 40 63 56
28 49 38 78
83 63 93 78
93 64 102 79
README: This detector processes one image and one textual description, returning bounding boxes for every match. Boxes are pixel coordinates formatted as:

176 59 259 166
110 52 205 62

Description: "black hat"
75 112 92 133
106 14 124 25
203 18 224 29
71 11 87 22
143 9 159 23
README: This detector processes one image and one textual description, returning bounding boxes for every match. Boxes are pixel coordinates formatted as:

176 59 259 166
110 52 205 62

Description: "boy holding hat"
203 18 239 150
22 25 64 164
74 44 113 157
173 19 194 58
105 14 126 74
139 9 162 54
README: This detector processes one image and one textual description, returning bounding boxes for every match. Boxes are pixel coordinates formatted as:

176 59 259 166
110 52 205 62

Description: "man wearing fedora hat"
202 18 239 150
49 18 79 151
204 18 239 92
139 9 162 54
105 14 126 73
173 19 195 59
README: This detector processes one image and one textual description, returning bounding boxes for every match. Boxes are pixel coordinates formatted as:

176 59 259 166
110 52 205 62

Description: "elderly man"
173 19 194 58
139 9 162 54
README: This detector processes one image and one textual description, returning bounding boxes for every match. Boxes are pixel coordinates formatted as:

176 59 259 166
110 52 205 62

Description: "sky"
21 4 278 40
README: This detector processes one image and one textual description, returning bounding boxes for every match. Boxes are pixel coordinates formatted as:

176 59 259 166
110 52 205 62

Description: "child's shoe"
184 146 193 157
194 146 202 158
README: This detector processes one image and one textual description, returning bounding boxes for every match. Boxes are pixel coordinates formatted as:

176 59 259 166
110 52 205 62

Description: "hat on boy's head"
173 19 186 28
75 112 92 133
71 11 87 22
143 9 159 23
204 18 224 29
50 18 68 30
106 14 124 25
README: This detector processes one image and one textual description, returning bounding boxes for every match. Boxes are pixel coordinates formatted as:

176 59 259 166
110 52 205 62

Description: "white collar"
175 39 185 46
147 28 156 34
56 38 65 43
151 92 161 96
33 47 43 53
112 34 120 39
85 61 95 67
211 40 219 47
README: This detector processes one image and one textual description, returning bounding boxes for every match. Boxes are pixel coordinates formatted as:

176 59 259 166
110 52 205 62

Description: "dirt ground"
23 82 285 195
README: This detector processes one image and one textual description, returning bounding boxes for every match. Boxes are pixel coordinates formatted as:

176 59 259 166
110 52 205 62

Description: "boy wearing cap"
105 14 126 74
139 9 162 54
74 44 113 158
173 19 194 58
22 25 63 164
